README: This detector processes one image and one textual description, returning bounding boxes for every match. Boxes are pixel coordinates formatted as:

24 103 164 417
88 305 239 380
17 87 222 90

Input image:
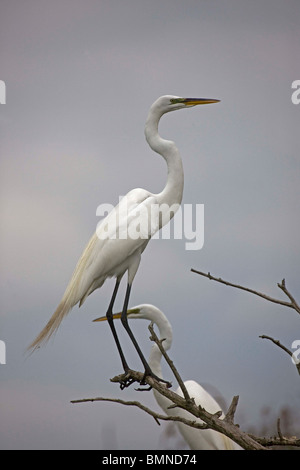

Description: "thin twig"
191 269 298 314
71 396 207 429
148 322 192 403
277 279 300 314
224 396 240 425
259 335 300 376
259 335 293 358
277 418 284 441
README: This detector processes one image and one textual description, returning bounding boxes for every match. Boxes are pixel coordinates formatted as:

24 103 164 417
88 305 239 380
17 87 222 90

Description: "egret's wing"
184 380 225 415
96 188 159 242
28 188 163 351
77 188 160 292
64 186 172 304
176 381 242 450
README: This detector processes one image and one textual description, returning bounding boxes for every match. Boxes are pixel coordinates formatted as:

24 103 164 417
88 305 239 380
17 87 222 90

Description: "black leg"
121 284 171 388
106 279 129 373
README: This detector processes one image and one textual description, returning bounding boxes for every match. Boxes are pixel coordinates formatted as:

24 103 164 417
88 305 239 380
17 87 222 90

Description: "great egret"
28 96 219 387
94 304 243 450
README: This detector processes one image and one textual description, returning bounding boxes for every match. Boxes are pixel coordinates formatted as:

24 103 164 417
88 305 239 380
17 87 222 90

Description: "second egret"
94 304 243 450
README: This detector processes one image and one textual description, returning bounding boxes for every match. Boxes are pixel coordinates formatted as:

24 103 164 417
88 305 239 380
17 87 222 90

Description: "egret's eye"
170 98 185 105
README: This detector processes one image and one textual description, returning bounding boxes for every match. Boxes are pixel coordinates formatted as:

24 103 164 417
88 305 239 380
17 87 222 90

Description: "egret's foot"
119 370 137 390
141 369 172 389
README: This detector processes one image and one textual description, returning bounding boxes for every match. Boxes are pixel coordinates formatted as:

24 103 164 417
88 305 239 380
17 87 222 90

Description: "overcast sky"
1 0 299 450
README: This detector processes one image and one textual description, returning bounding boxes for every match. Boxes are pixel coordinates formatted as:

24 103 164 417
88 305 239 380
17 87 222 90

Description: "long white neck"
144 107 184 210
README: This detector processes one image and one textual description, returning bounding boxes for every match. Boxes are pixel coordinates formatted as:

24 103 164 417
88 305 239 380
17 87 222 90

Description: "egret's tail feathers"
27 296 73 353
27 232 102 353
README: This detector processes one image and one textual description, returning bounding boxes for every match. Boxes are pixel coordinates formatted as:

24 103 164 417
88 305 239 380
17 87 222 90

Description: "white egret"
28 96 219 388
94 304 243 450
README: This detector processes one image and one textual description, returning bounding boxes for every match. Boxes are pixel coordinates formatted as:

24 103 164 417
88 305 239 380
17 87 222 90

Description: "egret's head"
93 307 141 323
93 304 163 323
93 304 173 352
151 95 220 115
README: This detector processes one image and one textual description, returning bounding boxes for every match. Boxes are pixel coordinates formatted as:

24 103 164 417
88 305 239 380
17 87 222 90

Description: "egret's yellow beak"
93 313 120 322
170 97 220 107
93 307 140 322
182 98 220 106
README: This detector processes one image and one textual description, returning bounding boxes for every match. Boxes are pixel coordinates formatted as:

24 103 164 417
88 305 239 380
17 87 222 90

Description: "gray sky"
1 0 299 450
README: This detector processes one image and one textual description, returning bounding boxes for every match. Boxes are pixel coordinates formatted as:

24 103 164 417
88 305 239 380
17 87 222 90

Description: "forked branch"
72 271 300 450
71 368 265 450
191 269 300 376
191 270 300 315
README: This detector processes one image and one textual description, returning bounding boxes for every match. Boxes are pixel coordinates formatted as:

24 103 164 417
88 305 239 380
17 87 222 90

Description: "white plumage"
28 96 219 386
95 304 243 450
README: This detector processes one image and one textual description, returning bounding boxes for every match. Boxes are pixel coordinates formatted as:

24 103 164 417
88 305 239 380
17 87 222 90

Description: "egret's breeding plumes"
28 96 219 388
94 304 243 450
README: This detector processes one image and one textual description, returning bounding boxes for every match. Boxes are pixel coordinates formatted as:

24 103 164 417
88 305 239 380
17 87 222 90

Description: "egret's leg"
121 284 171 388
106 279 130 373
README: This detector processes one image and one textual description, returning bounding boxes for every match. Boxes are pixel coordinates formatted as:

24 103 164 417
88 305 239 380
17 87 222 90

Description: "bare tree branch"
71 270 300 450
71 395 208 429
72 367 267 449
72 304 300 450
277 418 284 441
224 396 240 425
71 366 300 449
149 323 240 428
259 335 300 376
277 279 300 314
260 335 294 358
248 433 300 449
148 322 192 404
71 375 300 450
191 269 299 315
